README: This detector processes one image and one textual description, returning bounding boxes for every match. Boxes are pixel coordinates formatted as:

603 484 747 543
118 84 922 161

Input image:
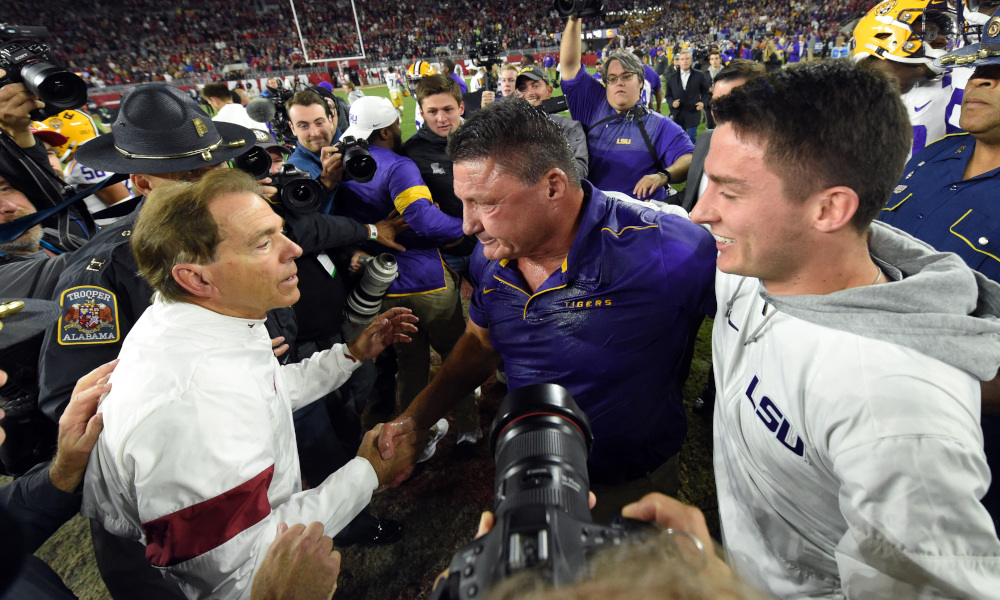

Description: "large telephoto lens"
233 146 272 180
345 253 398 325
22 61 87 114
490 383 594 524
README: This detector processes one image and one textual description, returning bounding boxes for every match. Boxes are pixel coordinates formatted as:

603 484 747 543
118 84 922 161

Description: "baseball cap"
516 65 548 87
342 97 400 141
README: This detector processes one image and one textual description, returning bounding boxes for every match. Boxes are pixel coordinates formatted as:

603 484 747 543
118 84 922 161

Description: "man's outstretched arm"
378 319 499 460
560 17 583 82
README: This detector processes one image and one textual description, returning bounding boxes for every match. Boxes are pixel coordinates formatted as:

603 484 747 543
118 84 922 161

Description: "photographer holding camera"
0 69 95 298
334 96 481 446
559 15 694 201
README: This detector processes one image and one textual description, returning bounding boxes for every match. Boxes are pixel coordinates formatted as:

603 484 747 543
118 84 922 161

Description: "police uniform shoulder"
924 131 971 153
58 221 136 282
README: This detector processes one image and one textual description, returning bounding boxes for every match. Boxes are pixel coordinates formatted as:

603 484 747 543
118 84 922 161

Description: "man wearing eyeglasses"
560 15 693 202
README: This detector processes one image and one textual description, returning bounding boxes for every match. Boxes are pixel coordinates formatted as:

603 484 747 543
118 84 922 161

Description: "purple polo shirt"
562 69 693 202
468 183 717 483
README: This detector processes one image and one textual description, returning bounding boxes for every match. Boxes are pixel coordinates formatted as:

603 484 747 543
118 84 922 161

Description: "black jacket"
665 69 711 129
400 125 476 256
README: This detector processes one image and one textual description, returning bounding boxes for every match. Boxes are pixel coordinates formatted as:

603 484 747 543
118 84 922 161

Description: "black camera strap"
587 103 665 173
0 173 127 245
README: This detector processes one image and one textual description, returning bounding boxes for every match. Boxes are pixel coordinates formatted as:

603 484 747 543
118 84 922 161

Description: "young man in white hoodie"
691 59 1000 599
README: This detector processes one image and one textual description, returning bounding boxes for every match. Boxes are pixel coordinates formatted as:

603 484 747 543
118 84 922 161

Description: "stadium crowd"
0 0 872 86
2 1 1000 599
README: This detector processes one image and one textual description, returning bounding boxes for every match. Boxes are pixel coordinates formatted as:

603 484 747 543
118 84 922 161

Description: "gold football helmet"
406 60 437 80
851 0 957 72
39 109 101 161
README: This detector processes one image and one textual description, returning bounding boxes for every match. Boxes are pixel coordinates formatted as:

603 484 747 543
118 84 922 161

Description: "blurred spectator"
344 81 365 105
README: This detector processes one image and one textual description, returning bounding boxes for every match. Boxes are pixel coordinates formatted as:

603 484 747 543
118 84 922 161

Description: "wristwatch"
658 170 672 184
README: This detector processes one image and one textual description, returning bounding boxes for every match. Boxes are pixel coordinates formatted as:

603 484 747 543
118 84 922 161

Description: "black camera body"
0 24 87 120
554 0 606 18
432 384 640 600
339 135 377 183
469 40 503 66
270 88 297 145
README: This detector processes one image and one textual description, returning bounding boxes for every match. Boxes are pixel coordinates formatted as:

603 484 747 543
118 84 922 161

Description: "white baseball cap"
342 96 400 141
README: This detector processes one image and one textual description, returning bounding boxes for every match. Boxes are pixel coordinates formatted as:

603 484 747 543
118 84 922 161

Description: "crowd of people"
0 0 873 87
3 1 1000 599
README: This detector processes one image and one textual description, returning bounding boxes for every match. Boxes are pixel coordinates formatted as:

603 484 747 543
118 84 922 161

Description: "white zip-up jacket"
82 298 376 599
712 222 1000 599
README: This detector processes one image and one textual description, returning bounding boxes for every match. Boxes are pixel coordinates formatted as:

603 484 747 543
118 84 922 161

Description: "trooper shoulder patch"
57 285 120 345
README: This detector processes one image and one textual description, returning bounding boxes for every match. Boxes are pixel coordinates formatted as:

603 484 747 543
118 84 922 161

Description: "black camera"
232 145 272 180
432 383 641 600
0 24 88 120
554 0 605 18
270 89 297 145
270 163 326 214
469 40 503 66
540 96 569 114
339 135 377 183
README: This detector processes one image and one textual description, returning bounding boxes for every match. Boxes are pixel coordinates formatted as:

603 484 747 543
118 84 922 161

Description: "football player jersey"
63 159 133 224
384 71 402 92
902 74 961 157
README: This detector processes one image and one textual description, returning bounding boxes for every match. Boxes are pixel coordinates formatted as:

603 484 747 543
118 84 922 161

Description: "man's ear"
131 174 155 197
545 167 570 202
171 263 215 299
810 186 859 234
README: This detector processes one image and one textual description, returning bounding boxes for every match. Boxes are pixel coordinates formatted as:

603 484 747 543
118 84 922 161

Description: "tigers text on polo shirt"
468 183 717 484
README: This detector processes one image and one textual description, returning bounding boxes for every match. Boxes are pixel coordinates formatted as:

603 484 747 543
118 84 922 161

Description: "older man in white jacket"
82 168 421 600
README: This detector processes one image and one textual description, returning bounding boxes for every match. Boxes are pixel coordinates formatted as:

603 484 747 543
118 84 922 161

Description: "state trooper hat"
936 5 1000 68
75 83 256 175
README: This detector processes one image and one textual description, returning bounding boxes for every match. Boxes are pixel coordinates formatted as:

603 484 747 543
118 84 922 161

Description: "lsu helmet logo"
875 0 897 16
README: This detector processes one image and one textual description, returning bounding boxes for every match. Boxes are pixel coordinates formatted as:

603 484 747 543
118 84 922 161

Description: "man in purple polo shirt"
378 99 717 522
559 16 693 202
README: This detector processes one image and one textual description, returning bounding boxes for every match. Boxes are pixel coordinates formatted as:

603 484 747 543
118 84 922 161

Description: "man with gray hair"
83 168 422 599
560 16 693 202
665 49 711 144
